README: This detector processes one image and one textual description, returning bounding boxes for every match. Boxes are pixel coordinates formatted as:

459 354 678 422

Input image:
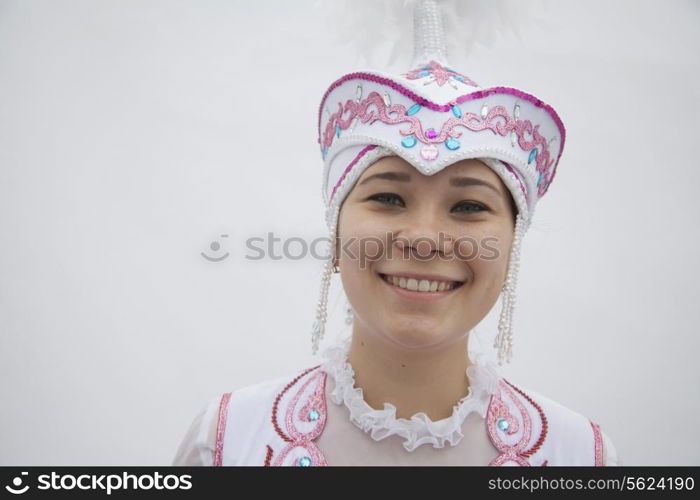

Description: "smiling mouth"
378 273 465 293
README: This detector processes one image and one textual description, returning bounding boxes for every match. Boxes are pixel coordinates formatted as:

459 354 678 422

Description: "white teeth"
382 274 459 293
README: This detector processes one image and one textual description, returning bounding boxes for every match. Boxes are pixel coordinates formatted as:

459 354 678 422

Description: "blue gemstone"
322 148 328 158
528 148 538 164
497 418 510 431
537 172 544 186
418 70 430 77
308 409 320 421
335 124 341 138
407 103 422 116
454 75 464 82
401 135 417 148
298 456 312 467
451 106 462 118
445 138 460 150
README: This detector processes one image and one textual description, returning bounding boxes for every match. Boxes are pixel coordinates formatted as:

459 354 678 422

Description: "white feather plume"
312 0 551 72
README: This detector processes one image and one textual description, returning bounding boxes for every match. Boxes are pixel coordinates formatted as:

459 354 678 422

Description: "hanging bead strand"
311 202 341 355
495 212 528 365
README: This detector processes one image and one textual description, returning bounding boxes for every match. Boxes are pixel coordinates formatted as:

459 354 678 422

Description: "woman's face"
335 155 516 350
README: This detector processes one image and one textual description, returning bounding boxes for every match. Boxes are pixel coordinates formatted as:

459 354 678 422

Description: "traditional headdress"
311 0 565 365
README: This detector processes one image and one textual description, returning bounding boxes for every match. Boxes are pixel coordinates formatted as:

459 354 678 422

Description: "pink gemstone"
426 128 437 139
420 144 439 161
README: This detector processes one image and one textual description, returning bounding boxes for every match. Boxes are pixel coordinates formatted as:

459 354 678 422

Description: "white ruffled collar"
319 334 501 452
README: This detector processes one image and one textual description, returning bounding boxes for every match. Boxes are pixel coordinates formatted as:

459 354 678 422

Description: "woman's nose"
392 212 454 259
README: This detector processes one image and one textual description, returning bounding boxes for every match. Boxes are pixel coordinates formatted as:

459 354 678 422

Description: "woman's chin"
378 322 449 349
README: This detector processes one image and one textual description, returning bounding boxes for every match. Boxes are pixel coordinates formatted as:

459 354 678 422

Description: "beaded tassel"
494 212 529 365
311 203 341 355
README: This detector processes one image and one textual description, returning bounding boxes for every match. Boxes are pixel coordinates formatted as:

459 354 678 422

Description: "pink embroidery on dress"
317 72 566 198
404 60 479 88
486 381 533 466
505 380 549 458
213 392 232 467
486 379 550 466
490 391 520 436
590 421 604 466
268 366 329 466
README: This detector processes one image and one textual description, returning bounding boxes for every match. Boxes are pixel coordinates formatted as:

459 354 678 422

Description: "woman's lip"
378 271 465 285
377 272 463 302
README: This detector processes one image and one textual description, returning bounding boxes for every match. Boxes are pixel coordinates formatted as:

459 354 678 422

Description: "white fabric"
319 333 500 452
172 334 621 466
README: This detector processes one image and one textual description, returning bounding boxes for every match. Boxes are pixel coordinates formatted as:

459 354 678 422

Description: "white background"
0 0 698 465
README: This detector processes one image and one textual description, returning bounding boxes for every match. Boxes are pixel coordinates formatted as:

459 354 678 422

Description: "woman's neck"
345 323 471 421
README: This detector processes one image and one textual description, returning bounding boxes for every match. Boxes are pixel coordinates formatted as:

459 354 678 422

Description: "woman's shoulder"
225 364 324 405
492 377 620 466
172 364 323 466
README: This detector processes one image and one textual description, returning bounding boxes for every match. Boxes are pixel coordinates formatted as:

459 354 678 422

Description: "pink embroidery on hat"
590 421 604 466
317 72 566 198
213 392 231 467
404 60 479 87
268 366 329 466
321 90 555 198
502 161 528 202
329 144 378 203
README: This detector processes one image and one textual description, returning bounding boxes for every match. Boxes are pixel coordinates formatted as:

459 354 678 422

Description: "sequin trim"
329 144 378 202
505 380 549 458
213 392 232 467
268 366 329 466
590 421 604 466
318 72 566 197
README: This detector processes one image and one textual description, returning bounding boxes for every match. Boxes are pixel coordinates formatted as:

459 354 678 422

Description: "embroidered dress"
172 335 620 466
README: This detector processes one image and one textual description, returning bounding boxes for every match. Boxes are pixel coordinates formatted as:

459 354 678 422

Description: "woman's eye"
369 193 404 206
453 202 487 213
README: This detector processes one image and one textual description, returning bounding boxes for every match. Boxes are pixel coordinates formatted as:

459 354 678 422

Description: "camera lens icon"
5 472 29 494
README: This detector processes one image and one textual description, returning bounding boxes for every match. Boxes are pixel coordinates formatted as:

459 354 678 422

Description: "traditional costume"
173 0 620 466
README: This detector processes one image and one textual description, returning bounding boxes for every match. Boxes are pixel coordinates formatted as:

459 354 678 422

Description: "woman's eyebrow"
358 171 411 185
449 176 500 194
359 171 500 195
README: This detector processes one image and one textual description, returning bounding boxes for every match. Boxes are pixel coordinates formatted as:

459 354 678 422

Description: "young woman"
173 0 619 466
